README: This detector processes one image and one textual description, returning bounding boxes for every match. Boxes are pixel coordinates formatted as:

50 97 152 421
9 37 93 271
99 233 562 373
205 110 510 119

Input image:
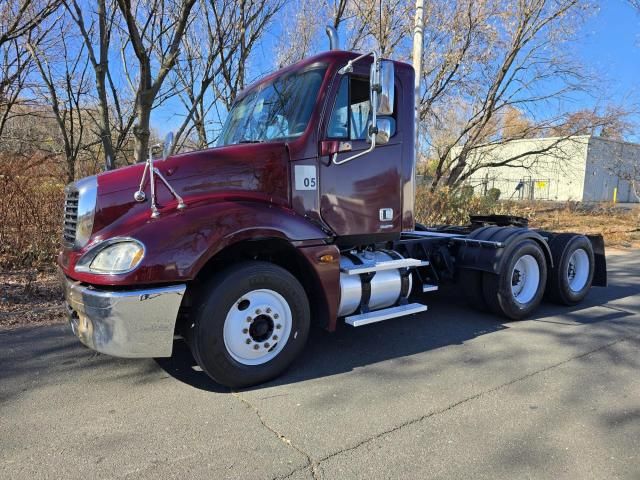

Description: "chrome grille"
63 188 79 246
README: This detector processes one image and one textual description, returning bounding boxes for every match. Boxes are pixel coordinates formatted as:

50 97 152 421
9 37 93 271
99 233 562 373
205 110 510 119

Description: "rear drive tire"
482 240 547 320
188 261 310 388
546 234 594 305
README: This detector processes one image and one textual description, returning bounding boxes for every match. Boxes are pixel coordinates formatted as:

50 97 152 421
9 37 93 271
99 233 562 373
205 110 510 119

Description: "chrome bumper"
64 277 186 358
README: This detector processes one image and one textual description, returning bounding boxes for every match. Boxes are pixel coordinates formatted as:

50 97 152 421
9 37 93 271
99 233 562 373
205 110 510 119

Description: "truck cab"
61 47 606 388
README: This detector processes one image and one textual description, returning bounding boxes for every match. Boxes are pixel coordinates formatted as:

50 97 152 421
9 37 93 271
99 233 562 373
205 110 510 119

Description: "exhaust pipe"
325 26 339 50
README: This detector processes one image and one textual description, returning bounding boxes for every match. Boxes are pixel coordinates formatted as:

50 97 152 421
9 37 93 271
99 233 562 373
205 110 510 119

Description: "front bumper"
64 277 186 358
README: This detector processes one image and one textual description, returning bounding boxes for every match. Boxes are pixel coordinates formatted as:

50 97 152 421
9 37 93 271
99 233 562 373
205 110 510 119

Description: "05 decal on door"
295 165 317 190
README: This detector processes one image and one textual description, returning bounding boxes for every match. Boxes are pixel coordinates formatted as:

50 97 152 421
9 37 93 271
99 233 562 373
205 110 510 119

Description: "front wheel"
482 240 548 320
188 261 310 388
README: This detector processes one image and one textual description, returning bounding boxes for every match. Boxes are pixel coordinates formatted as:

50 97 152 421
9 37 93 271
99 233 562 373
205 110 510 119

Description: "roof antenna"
325 25 339 50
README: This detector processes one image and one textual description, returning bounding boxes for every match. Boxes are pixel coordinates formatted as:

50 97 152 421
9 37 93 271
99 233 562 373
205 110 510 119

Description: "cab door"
319 71 402 242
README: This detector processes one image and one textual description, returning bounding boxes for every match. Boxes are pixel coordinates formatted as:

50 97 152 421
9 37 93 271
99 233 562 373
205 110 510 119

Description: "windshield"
217 67 327 146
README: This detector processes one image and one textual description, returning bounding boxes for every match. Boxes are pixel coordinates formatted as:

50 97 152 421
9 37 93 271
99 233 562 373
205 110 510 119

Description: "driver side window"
327 76 373 141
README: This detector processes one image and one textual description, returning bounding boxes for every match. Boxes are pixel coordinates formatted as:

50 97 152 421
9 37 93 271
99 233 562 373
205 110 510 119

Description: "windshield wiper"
237 139 264 144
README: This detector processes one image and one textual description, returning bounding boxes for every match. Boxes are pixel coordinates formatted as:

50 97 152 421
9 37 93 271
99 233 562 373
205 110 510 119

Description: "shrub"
414 185 533 226
487 188 501 201
0 155 65 270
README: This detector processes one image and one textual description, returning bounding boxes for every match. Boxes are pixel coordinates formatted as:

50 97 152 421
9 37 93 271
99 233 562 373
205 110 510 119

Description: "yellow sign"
535 181 547 189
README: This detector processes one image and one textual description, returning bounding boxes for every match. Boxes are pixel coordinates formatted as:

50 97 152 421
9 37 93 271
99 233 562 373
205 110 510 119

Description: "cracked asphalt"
1 251 639 479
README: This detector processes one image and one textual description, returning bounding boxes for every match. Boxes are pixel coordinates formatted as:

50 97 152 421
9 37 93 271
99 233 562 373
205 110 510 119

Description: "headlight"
76 239 145 274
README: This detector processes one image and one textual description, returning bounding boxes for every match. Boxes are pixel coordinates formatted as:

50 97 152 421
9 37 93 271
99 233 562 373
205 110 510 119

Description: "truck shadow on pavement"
3 254 636 399
155 263 639 393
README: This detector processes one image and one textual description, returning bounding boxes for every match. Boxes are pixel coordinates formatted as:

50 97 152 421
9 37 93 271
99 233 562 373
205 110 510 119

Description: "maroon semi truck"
60 43 606 388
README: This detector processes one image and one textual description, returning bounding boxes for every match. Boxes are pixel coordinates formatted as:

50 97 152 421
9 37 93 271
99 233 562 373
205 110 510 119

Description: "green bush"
487 187 501 201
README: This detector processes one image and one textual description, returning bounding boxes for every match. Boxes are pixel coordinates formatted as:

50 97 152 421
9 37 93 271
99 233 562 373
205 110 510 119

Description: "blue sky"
153 0 640 140
577 1 640 137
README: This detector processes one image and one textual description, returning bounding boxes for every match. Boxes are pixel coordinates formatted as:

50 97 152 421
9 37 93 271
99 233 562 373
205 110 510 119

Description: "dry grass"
0 269 65 329
415 186 640 249
524 202 640 249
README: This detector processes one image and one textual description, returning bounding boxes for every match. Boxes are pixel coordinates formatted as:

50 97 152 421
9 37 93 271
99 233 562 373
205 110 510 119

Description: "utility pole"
413 0 424 108
412 0 425 196
412 0 425 155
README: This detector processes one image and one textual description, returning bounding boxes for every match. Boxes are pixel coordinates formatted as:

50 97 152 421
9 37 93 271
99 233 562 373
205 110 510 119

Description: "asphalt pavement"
1 251 639 479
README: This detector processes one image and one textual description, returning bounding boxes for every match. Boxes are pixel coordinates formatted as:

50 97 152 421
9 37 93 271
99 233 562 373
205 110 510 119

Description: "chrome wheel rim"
567 249 589 293
223 289 292 366
510 254 540 305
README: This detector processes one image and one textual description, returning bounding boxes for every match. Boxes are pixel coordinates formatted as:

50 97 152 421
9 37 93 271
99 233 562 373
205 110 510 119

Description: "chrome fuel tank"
337 250 413 317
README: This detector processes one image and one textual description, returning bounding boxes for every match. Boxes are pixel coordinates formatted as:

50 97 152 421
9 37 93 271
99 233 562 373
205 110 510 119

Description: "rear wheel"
546 234 594 305
188 261 310 388
482 240 548 320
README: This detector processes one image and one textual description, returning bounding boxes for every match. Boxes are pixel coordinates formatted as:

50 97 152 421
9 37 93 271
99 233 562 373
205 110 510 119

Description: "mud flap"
586 234 607 287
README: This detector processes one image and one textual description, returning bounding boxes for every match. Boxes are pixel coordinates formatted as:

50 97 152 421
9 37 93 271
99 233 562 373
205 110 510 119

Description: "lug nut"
276 324 282 329
246 316 252 322
272 335 278 340
245 339 251 344
255 309 261 315
253 344 259 350
273 314 279 319
242 328 248 334
266 308 272 314
264 342 270 348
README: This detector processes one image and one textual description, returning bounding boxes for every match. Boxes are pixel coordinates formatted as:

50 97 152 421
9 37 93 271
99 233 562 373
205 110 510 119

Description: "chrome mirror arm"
333 51 380 166
134 138 185 217
338 51 375 75
332 135 377 165
153 168 186 210
148 149 160 218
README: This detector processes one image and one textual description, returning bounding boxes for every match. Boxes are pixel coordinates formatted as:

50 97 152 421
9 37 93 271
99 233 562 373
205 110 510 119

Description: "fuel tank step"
422 284 439 293
340 258 429 275
344 303 428 327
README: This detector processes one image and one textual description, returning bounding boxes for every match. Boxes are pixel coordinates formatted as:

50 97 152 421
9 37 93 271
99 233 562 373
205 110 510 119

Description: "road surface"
1 251 639 479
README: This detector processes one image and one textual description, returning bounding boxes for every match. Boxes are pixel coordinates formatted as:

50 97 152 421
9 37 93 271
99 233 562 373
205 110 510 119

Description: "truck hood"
99 142 289 197
92 142 290 232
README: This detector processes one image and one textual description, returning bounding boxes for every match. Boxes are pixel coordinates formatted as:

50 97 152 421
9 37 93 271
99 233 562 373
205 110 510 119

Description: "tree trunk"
96 0 115 170
133 95 152 163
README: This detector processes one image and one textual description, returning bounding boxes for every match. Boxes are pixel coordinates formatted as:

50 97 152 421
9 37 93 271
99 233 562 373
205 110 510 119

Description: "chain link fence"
416 174 552 201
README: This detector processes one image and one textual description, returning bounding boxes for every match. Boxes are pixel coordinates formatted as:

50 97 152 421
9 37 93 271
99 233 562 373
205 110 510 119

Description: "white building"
464 135 639 202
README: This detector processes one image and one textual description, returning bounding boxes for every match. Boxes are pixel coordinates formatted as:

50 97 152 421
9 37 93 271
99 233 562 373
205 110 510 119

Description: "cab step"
345 303 428 327
422 284 438 293
341 258 429 275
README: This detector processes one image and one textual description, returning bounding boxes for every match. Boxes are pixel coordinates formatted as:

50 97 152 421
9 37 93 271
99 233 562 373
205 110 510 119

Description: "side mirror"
372 60 394 115
367 118 392 145
163 131 174 159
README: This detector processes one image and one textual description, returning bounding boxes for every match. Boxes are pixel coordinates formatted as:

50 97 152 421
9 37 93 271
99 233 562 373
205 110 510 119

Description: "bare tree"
0 38 33 139
167 0 282 151
64 0 136 170
0 0 61 47
419 0 611 189
0 0 61 139
116 0 196 162
275 0 409 67
549 107 635 140
275 0 323 68
27 20 91 182
209 0 284 113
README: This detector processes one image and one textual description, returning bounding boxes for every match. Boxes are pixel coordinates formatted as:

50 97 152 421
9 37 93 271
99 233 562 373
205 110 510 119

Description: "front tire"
189 261 310 388
482 240 548 320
